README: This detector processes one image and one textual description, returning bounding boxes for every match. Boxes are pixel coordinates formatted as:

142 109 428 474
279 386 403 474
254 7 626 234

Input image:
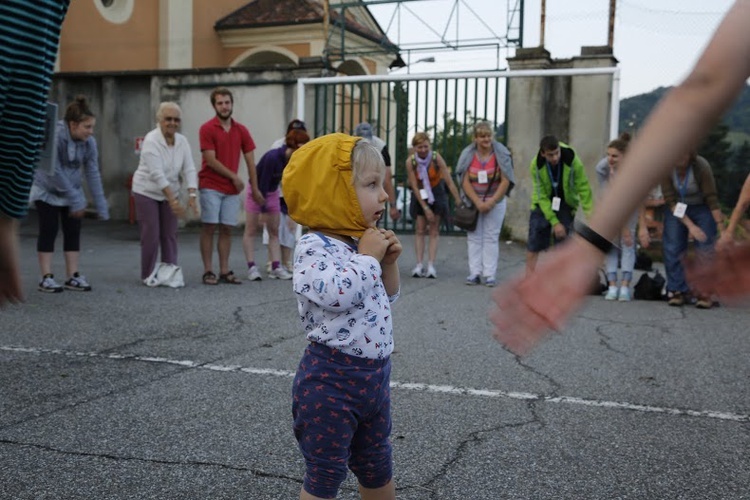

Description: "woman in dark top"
242 128 309 281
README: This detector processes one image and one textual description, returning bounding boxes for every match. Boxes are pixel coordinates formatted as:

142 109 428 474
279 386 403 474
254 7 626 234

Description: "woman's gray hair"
156 102 181 120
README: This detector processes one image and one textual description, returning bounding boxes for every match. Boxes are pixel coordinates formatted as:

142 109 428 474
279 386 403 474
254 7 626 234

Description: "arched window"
238 52 296 68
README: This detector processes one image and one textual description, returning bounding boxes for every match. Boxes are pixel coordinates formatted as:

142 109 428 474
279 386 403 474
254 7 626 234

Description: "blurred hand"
688 224 707 243
686 243 750 301
187 197 199 217
490 238 602 356
252 187 265 205
389 205 401 222
477 200 493 214
231 175 245 193
552 223 567 240
638 227 650 249
169 200 185 217
716 230 735 251
424 207 436 223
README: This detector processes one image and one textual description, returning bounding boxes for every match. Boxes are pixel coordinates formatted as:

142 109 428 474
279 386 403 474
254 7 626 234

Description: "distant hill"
619 85 750 146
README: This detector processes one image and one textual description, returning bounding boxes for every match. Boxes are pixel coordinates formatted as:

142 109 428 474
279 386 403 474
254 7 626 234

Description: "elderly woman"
455 122 515 287
131 102 198 283
405 132 461 278
30 95 109 293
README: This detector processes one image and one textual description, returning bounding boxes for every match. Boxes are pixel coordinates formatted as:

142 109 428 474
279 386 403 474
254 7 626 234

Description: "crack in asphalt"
414 416 540 498
0 438 303 484
0 365 188 432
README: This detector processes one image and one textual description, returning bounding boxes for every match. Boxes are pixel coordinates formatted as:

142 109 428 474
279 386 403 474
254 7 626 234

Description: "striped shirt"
0 0 70 218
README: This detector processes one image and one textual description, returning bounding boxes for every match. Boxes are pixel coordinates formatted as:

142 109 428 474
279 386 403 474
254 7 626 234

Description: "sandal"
202 271 218 285
219 271 242 285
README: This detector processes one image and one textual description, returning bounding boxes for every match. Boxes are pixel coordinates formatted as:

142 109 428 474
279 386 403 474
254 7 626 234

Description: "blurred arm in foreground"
490 0 750 356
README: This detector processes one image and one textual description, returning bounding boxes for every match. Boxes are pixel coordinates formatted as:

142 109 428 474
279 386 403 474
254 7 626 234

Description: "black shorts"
526 205 574 252
409 181 449 219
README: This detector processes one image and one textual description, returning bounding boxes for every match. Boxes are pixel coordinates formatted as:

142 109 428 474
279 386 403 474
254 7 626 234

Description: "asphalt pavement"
1 216 748 499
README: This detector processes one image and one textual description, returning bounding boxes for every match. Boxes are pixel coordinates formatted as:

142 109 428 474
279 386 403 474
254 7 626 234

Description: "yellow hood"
282 133 369 238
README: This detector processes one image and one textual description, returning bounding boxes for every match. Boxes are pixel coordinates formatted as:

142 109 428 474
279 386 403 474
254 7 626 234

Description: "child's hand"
380 229 402 265
359 227 389 261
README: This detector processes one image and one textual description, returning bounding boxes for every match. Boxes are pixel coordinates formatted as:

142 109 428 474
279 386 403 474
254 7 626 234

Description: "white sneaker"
38 274 64 293
604 285 618 300
268 266 292 280
411 263 424 278
425 263 437 279
247 266 262 281
64 273 91 291
618 286 631 302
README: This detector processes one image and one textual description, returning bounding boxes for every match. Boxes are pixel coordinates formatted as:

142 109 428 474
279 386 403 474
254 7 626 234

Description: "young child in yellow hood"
283 133 402 499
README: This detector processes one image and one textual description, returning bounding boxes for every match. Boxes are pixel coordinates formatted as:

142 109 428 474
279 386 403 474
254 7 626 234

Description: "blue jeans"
662 204 716 293
606 214 638 284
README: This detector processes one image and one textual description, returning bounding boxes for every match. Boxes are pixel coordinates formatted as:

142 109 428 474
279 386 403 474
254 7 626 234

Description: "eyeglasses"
163 116 181 123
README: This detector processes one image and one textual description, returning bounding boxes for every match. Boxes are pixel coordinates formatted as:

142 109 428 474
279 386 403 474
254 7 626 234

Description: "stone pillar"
505 46 617 242
505 47 552 241
569 46 618 198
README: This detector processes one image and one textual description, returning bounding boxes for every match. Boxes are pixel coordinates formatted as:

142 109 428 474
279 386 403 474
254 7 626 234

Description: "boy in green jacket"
526 135 593 273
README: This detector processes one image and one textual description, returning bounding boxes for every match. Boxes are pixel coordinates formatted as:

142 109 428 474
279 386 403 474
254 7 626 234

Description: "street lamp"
407 56 435 74
390 55 437 74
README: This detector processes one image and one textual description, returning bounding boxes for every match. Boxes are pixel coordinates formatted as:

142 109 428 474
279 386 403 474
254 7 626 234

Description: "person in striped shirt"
0 0 70 305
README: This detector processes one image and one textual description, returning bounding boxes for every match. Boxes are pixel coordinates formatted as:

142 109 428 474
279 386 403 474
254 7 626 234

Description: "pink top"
467 153 500 199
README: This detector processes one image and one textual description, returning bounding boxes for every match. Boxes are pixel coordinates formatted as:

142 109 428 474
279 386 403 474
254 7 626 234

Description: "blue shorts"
199 189 240 226
526 205 574 252
292 343 393 498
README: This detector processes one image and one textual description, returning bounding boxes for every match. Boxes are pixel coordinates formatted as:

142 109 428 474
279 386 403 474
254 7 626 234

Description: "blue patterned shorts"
292 342 393 498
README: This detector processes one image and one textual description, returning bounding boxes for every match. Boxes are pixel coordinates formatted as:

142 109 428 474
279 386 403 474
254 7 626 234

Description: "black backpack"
633 270 666 300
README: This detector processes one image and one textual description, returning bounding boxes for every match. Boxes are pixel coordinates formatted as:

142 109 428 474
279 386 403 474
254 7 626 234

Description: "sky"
369 0 736 98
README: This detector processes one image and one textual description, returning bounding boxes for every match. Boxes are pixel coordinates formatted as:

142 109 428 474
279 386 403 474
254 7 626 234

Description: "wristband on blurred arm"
574 220 618 253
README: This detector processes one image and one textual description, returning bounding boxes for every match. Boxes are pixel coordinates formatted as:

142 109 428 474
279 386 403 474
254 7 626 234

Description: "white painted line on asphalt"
3 345 748 423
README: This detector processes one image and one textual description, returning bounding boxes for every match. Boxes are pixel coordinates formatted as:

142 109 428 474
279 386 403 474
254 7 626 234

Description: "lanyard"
546 161 561 197
673 166 692 202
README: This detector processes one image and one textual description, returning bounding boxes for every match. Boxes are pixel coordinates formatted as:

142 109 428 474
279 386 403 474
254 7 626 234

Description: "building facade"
53 0 400 220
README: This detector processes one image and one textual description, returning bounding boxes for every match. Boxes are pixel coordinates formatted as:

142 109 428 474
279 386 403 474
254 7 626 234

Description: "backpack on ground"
633 270 665 300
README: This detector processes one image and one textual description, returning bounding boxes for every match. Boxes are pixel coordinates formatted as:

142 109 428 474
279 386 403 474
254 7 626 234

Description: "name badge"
552 196 561 212
419 188 428 200
477 170 488 184
673 202 687 219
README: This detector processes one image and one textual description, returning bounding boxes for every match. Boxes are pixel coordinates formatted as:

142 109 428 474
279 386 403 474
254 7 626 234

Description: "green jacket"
529 142 593 225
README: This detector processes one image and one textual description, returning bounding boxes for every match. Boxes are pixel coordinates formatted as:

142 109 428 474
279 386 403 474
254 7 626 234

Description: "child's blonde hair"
351 139 385 183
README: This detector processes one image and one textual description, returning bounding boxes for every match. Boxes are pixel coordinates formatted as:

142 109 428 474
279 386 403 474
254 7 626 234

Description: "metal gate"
298 72 506 233
297 68 619 233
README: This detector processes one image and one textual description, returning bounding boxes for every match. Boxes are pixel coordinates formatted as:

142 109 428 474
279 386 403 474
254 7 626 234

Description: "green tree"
392 81 409 180
427 111 474 169
726 140 750 206
698 123 733 207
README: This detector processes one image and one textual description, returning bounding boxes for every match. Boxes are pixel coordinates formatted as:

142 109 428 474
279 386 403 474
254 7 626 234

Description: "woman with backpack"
405 132 461 279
